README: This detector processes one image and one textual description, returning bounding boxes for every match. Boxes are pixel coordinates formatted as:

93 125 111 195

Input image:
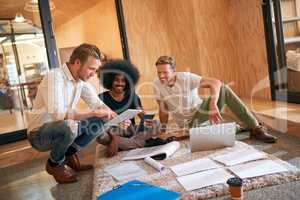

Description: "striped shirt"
27 63 104 133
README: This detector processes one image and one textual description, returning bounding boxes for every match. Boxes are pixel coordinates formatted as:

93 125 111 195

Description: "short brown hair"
69 43 101 64
155 55 176 69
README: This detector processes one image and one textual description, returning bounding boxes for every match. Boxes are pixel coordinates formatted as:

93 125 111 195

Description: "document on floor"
104 109 142 127
144 157 166 171
122 141 180 161
213 148 268 166
170 158 220 176
228 159 289 179
177 168 233 191
104 162 148 182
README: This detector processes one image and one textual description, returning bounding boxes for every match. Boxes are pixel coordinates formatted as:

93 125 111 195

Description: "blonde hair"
69 43 101 64
155 56 176 69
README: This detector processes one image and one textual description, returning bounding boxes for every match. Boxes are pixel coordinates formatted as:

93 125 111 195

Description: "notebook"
98 180 180 200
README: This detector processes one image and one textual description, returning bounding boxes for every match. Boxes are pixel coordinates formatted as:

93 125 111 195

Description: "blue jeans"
28 117 107 164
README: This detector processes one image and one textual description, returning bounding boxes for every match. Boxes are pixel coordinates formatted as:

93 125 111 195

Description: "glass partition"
0 11 49 135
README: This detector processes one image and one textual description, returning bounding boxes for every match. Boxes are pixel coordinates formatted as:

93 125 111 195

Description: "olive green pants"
189 84 259 128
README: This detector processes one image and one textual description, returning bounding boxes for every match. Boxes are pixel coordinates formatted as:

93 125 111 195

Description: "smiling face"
156 63 176 85
77 56 101 81
111 74 126 94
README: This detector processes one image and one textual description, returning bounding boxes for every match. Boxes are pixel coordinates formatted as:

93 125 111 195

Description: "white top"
27 63 104 133
153 72 203 127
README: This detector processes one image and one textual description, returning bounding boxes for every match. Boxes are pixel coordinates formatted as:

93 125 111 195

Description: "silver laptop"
189 122 236 152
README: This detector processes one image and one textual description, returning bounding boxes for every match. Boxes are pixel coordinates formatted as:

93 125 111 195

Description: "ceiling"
0 0 100 28
0 0 28 19
51 0 100 28
0 20 41 33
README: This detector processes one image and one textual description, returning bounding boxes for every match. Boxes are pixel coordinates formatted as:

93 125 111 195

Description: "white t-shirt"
153 72 203 127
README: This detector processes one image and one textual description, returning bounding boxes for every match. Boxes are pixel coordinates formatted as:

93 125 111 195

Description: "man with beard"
153 55 277 143
27 44 119 184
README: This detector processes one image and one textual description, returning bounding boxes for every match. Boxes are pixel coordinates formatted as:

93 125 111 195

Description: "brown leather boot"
250 125 277 143
45 161 77 184
65 154 93 172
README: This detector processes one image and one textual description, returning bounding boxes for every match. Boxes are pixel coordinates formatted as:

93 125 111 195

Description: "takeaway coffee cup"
227 177 243 200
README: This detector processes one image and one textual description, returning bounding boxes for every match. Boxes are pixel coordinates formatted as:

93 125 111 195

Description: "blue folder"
98 180 180 200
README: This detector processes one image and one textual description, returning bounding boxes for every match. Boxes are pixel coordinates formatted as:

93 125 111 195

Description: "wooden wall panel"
190 0 236 86
52 0 100 28
227 0 271 99
54 0 122 58
123 0 271 111
281 0 298 37
163 0 202 75
123 0 172 112
295 0 300 34
54 0 123 93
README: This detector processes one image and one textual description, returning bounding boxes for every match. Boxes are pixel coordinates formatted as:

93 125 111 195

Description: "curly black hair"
99 59 140 91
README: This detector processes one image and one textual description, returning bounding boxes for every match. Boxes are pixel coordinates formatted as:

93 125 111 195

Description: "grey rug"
0 130 299 200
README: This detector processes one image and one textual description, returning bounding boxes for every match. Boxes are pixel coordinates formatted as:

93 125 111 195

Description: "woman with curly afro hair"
97 60 170 153
98 59 141 124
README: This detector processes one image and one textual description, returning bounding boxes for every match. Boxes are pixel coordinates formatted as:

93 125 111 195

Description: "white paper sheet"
104 109 142 127
104 162 148 182
177 168 233 191
228 159 288 179
170 158 220 176
144 157 166 171
122 141 180 161
213 148 268 166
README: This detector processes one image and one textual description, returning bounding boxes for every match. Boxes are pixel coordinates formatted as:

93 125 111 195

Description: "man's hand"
208 101 223 124
93 108 117 120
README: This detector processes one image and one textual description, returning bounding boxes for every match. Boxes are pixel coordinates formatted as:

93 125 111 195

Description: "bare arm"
71 82 117 121
199 77 223 123
65 107 116 121
199 77 222 104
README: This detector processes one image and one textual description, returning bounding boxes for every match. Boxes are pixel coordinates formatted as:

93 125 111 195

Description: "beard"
78 66 89 81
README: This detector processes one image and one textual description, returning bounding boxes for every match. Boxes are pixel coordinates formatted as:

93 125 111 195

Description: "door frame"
39 0 59 68
115 0 131 60
262 0 300 104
